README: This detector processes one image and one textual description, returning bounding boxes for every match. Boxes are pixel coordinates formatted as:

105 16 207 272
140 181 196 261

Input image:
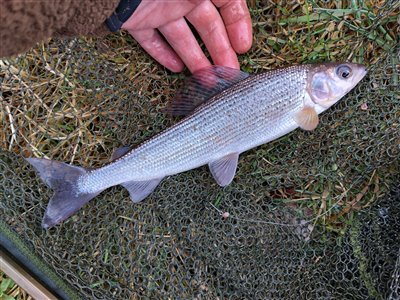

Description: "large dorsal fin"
165 66 250 116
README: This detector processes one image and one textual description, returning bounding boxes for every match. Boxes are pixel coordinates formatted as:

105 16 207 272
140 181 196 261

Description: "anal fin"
209 153 239 187
121 178 163 203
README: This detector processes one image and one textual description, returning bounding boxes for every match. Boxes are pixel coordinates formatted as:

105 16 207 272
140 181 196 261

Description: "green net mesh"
1 0 399 299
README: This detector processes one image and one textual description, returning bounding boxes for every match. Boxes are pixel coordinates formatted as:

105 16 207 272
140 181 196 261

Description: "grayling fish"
26 63 367 228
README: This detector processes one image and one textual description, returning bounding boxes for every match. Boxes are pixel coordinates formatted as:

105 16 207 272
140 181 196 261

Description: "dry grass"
0 271 33 300
0 0 399 230
0 0 397 162
0 2 399 298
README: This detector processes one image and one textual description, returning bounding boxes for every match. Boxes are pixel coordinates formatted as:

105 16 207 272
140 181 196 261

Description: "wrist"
106 0 142 32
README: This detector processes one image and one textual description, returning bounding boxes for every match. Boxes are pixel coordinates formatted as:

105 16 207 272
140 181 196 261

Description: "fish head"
307 62 367 108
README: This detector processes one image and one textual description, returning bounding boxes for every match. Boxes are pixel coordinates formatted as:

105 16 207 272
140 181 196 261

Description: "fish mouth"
350 64 368 91
341 65 368 99
355 64 368 81
361 67 368 79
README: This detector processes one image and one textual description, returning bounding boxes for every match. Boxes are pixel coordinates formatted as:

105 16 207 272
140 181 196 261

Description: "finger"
212 0 253 54
186 1 239 69
127 28 185 72
158 18 211 73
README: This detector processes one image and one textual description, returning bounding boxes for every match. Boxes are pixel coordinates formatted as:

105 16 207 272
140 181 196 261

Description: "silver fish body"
82 66 309 192
26 63 367 228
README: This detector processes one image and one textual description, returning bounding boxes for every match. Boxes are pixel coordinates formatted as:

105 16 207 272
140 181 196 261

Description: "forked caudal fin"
25 158 103 229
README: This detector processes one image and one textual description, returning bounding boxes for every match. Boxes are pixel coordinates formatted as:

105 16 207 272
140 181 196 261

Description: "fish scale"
26 62 367 228
80 66 310 193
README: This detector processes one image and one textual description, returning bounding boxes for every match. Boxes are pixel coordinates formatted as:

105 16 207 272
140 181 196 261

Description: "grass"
1 0 397 160
0 271 33 300
249 0 398 66
0 0 398 242
0 2 398 298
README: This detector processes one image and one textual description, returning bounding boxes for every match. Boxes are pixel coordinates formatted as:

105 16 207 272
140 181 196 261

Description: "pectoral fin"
209 153 239 187
295 106 319 131
121 178 163 203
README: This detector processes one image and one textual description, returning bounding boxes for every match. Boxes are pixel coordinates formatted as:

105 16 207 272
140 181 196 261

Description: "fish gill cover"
0 0 399 299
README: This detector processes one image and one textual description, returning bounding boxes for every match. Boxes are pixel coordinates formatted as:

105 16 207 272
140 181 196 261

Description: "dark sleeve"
0 0 120 58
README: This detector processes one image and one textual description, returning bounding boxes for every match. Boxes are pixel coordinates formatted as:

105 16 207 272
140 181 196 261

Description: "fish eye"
336 65 352 79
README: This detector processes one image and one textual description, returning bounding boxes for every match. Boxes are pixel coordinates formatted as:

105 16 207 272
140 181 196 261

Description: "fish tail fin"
26 158 101 229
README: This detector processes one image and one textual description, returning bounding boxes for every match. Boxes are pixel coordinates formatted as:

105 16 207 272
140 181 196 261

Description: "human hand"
122 0 252 73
